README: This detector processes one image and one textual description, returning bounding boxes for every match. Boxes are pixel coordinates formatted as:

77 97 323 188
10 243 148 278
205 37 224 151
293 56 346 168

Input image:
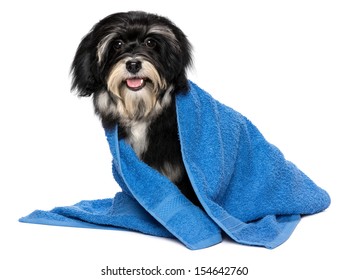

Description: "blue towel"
20 81 330 250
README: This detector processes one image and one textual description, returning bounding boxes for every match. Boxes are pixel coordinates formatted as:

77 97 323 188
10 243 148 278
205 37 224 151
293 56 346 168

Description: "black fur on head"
71 11 192 128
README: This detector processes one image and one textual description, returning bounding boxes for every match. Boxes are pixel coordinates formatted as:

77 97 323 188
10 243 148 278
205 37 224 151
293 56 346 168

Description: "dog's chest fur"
124 121 150 157
119 98 185 184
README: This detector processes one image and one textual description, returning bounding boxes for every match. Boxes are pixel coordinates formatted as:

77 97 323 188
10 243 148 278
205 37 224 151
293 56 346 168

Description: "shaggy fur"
71 11 200 205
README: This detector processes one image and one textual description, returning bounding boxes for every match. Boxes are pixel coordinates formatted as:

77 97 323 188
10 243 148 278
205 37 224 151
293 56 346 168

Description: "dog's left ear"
160 18 192 93
177 31 192 71
70 32 101 97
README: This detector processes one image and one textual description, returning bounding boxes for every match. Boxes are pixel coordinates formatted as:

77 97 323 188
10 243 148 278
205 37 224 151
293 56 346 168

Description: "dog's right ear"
70 32 101 97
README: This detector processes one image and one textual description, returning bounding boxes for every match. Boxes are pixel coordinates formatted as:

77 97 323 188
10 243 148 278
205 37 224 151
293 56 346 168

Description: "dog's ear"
70 32 101 97
177 31 193 71
171 27 193 93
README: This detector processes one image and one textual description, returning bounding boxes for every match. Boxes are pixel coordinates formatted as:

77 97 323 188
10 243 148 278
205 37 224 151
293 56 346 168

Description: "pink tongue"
126 78 144 89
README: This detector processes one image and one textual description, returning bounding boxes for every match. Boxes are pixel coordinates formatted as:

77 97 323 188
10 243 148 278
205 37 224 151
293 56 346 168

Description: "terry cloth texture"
20 81 330 250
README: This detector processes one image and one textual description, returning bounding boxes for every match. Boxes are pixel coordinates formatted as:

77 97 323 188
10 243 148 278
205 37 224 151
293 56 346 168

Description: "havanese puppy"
71 11 200 206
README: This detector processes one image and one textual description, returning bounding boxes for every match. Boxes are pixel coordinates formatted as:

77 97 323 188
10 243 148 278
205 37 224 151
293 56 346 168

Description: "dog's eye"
113 40 124 50
144 38 157 49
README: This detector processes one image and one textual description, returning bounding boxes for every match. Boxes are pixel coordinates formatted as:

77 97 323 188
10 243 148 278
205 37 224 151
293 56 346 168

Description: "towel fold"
20 81 330 249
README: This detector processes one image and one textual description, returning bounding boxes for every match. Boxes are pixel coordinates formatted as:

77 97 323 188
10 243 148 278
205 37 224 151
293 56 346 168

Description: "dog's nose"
126 60 142 74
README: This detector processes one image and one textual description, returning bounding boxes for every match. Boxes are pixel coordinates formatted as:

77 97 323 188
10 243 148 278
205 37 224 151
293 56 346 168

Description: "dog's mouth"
125 78 148 91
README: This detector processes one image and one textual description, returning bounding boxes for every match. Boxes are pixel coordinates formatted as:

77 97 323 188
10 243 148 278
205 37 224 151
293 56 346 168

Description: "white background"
1 0 348 279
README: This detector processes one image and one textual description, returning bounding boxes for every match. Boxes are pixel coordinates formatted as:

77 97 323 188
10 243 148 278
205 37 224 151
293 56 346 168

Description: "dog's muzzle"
124 59 148 91
107 57 166 98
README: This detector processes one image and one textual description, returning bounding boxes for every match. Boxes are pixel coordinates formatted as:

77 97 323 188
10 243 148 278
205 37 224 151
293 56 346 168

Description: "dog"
71 11 201 206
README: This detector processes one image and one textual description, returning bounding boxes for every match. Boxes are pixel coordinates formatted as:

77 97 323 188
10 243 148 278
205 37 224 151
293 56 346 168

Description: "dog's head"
71 11 192 127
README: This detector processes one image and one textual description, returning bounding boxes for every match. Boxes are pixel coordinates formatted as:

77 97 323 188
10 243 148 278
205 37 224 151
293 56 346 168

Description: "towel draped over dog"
20 81 330 250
